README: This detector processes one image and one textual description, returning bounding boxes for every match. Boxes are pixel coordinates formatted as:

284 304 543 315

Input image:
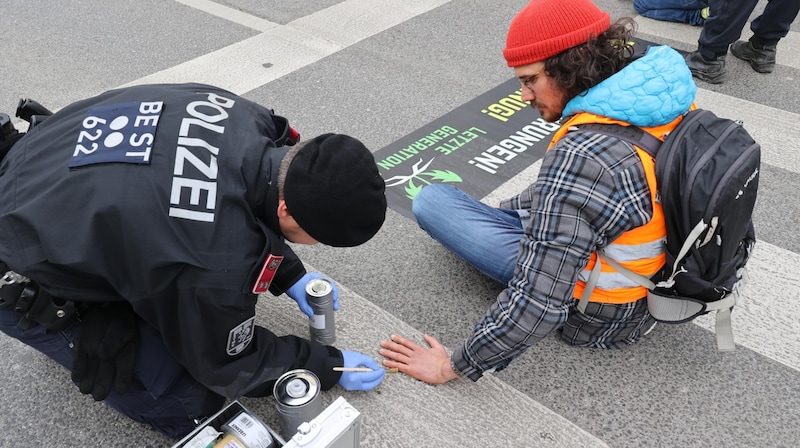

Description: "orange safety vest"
547 111 687 304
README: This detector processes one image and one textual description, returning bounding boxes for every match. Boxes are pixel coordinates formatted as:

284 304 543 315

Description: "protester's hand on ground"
379 334 459 384
285 272 339 317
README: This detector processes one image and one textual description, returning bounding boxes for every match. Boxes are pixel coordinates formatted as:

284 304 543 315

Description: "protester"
0 83 387 438
634 0 709 26
380 0 696 384
685 0 800 83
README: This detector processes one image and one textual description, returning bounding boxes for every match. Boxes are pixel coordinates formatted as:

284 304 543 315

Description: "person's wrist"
444 358 462 382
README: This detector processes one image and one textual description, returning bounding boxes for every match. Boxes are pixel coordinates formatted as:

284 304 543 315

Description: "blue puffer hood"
561 45 696 127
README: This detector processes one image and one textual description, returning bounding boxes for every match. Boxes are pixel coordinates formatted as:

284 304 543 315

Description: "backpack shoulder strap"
576 249 656 314
572 123 663 158
571 121 663 314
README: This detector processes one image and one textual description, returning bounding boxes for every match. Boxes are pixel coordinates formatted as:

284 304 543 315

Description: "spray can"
273 369 324 440
305 278 336 345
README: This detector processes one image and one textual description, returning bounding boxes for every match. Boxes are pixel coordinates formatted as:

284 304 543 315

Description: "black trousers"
0 305 226 439
698 0 800 58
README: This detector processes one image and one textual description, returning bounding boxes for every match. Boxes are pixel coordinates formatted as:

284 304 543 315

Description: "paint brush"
333 367 399 373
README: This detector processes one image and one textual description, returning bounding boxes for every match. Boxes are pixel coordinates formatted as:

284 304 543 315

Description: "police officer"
0 83 387 438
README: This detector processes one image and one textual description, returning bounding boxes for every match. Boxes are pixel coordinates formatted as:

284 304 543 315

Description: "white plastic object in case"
282 396 361 448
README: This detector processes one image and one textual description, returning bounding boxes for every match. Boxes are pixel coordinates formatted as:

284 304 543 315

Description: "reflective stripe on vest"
548 112 683 305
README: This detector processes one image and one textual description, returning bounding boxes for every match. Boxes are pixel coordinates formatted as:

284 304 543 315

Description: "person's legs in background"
633 0 708 26
731 0 800 73
685 0 759 83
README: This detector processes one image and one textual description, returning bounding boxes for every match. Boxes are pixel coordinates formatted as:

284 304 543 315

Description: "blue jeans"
0 305 225 439
412 184 526 284
634 0 707 26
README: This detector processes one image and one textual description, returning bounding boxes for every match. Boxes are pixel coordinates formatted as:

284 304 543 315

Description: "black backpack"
574 109 760 351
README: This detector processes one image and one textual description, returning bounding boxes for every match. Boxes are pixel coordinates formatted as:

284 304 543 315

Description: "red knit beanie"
503 0 610 67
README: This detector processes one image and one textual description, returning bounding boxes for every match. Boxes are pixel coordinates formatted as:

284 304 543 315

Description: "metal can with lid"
305 278 336 345
273 369 324 439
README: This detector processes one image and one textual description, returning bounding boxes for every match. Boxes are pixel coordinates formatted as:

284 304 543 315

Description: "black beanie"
283 133 387 247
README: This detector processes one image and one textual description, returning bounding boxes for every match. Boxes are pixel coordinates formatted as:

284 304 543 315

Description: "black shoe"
685 51 727 84
730 40 776 73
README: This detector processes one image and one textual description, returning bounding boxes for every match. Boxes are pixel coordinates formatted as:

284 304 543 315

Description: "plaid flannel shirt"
452 131 657 381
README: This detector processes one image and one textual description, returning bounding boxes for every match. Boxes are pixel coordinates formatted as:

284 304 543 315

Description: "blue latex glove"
285 272 339 318
338 350 386 391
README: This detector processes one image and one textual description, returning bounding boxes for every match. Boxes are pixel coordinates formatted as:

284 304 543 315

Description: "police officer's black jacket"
0 83 342 397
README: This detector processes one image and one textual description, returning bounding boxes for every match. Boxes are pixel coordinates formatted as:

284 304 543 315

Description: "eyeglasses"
519 69 543 91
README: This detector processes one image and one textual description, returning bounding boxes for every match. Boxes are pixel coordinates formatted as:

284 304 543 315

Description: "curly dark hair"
544 17 638 102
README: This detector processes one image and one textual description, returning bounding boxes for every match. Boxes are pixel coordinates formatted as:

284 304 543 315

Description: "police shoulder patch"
227 316 256 356
252 254 284 294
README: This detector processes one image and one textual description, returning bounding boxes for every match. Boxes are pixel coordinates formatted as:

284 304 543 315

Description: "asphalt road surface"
1 1 798 447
